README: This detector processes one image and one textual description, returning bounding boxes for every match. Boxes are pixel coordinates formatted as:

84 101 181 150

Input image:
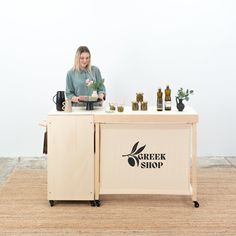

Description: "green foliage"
86 79 104 90
176 88 194 101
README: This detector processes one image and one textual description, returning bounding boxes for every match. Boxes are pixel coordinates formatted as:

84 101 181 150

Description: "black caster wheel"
193 201 200 208
49 200 55 207
90 201 96 207
95 200 101 207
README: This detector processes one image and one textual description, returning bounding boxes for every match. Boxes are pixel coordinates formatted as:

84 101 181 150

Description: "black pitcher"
53 91 65 111
176 97 185 112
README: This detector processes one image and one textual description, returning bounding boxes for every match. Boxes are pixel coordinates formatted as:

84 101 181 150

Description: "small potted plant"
86 78 104 99
176 88 194 111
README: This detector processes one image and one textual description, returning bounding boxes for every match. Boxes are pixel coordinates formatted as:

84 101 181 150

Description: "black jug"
176 97 185 112
53 91 65 111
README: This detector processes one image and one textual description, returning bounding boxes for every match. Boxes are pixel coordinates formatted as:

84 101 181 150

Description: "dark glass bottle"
157 88 163 111
164 85 171 111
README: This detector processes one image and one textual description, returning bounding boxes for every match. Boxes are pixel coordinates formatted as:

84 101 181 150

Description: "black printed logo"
122 141 146 167
122 141 166 169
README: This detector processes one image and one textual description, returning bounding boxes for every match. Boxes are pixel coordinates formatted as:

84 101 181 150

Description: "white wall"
0 0 236 157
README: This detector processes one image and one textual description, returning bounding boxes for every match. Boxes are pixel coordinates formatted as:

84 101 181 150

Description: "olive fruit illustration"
128 157 135 167
122 141 146 167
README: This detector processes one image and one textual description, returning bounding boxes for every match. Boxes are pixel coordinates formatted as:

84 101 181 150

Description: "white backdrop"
0 0 236 156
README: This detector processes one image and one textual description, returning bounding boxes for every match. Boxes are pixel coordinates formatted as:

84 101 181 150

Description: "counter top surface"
49 106 197 115
48 106 198 123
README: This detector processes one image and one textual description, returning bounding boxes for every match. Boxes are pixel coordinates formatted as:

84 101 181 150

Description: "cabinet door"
47 115 94 200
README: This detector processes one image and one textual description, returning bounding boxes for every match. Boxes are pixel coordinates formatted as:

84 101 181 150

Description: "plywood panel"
47 115 94 200
100 123 191 195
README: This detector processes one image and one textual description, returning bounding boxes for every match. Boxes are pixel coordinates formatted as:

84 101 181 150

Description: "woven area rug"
0 168 236 236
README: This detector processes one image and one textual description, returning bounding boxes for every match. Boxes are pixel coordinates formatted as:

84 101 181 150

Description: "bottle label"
157 103 163 110
165 101 171 109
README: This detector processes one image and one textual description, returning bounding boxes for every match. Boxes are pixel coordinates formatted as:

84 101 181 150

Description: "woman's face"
79 52 90 69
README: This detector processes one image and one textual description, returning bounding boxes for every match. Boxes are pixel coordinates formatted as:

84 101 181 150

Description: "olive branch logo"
122 141 146 167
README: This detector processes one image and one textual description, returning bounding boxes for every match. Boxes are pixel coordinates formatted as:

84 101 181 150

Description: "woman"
66 46 106 105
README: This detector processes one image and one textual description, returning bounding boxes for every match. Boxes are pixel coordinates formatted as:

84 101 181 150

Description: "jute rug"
0 168 236 236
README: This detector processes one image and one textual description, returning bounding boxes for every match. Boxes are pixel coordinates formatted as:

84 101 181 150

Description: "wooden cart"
46 106 199 208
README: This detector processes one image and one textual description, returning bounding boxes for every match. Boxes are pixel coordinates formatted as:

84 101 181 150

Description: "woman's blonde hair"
73 46 91 71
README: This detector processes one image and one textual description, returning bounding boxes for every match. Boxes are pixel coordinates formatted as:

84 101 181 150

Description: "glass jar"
141 101 148 111
132 101 139 111
136 92 144 103
117 105 124 112
109 103 116 111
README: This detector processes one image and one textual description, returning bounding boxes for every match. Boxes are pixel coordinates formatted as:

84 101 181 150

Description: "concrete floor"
0 156 236 188
0 156 46 188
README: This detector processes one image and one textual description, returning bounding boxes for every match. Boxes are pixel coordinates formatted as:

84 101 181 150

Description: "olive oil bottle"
157 88 163 111
164 85 171 111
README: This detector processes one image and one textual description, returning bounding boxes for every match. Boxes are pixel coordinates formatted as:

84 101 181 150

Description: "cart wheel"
95 200 101 207
49 200 55 207
90 201 96 207
193 201 200 208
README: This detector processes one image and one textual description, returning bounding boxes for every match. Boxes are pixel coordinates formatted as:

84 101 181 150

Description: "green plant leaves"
176 88 194 101
88 79 104 90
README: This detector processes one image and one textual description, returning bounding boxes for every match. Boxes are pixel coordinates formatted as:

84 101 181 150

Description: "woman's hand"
98 93 105 101
71 96 79 103
78 96 88 101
